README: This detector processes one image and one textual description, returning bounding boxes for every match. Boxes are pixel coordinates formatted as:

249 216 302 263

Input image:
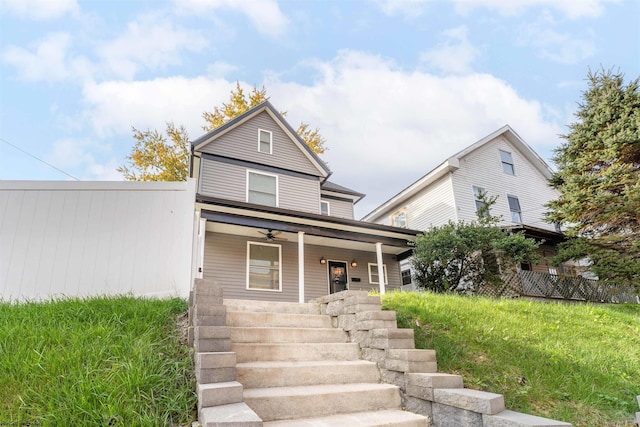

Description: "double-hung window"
247 242 281 291
368 263 388 285
258 129 272 154
500 150 515 175
320 200 330 216
247 170 278 207
473 186 489 217
392 209 407 228
507 195 522 223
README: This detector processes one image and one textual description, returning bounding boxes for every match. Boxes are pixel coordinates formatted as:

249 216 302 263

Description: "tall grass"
382 291 640 427
0 296 196 426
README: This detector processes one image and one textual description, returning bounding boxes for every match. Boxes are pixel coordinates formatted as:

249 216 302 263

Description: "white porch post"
298 231 305 303
197 218 207 279
376 242 386 295
191 211 201 285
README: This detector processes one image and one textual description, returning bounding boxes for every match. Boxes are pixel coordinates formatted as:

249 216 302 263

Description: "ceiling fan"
258 229 288 242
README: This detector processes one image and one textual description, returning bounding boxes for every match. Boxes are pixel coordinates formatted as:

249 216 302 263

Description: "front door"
328 261 348 294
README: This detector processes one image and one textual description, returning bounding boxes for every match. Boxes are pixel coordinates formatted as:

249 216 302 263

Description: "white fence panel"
0 180 196 302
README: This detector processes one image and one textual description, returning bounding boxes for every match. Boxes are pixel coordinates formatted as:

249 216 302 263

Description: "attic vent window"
258 129 272 154
500 150 515 175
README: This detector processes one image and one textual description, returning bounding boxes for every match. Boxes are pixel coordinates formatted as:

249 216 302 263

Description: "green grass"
381 291 640 427
0 296 196 426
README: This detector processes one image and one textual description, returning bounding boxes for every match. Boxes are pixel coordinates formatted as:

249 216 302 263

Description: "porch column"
191 211 201 284
197 218 207 279
376 242 386 295
298 231 305 303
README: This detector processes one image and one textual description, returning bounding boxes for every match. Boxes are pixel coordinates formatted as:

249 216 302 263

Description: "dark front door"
328 261 348 294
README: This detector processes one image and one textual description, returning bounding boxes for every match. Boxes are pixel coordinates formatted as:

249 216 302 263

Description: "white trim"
320 200 330 216
258 128 273 154
367 262 388 285
246 241 282 292
246 169 279 207
298 231 305 303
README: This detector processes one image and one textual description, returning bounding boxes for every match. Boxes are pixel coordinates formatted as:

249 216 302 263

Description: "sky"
1 0 639 219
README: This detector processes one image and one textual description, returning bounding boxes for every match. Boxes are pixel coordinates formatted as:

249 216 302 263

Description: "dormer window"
258 129 272 154
500 150 515 175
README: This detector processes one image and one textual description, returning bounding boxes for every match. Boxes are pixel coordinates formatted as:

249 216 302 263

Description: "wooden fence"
477 270 639 304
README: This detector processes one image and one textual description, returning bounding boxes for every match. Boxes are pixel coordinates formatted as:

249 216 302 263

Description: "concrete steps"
244 383 402 422
263 409 430 427
225 297 429 426
237 360 380 388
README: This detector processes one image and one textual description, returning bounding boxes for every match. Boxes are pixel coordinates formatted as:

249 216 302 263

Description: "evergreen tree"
545 68 640 290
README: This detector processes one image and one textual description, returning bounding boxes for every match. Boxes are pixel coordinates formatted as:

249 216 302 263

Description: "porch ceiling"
206 221 411 254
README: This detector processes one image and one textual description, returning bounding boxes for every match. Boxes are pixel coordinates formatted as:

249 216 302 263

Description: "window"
392 209 407 228
507 195 522 223
247 242 281 291
320 200 330 216
401 269 412 286
247 171 277 207
368 263 388 284
473 186 489 217
258 129 272 154
500 150 515 175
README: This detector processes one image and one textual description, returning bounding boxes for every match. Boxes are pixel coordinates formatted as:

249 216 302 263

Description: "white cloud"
517 13 596 64
0 0 79 20
81 76 236 138
452 0 619 20
77 50 562 216
420 26 480 74
2 32 72 82
97 15 208 80
177 0 289 37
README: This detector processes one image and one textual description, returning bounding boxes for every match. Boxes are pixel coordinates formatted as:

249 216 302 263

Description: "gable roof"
191 101 331 178
361 125 554 221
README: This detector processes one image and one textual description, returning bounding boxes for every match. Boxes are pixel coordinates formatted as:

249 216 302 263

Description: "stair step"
244 383 402 421
197 381 243 411
199 402 262 427
232 342 361 362
237 360 380 388
227 311 332 328
225 298 321 314
263 409 430 426
230 327 348 343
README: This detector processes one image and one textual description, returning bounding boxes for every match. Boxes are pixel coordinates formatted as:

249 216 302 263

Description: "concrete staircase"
226 298 429 426
190 279 573 427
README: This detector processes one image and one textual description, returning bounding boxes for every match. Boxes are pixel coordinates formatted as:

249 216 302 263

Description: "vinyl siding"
323 198 354 220
450 135 559 231
199 111 321 177
199 158 321 214
203 232 402 302
371 174 457 231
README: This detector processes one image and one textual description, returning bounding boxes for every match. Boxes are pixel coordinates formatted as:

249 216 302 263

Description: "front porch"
192 196 419 303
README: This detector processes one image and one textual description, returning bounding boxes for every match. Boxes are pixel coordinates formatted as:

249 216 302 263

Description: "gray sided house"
190 101 418 302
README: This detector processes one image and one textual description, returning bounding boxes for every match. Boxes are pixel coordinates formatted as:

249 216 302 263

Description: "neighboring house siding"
323 198 354 220
0 181 196 301
203 232 401 302
199 111 320 177
404 174 457 230
450 135 558 231
368 174 457 230
199 158 321 214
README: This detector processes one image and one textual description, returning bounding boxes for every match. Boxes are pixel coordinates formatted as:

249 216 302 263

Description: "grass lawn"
382 291 640 427
0 296 196 426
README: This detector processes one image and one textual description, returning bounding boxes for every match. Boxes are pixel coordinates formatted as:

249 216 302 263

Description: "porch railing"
477 270 639 304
